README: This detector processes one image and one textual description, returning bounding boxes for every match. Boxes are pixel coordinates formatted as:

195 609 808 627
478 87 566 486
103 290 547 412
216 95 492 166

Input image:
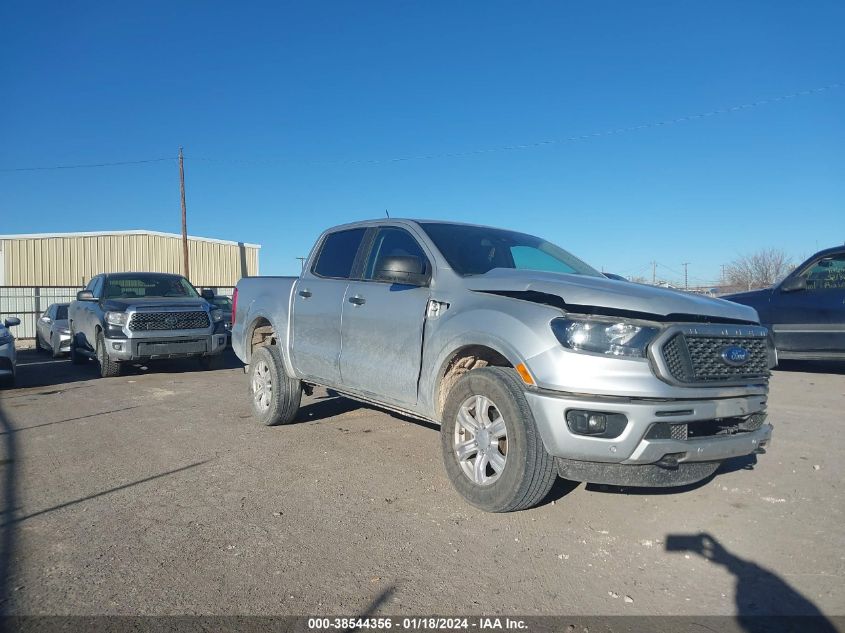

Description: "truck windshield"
103 274 200 299
419 222 602 277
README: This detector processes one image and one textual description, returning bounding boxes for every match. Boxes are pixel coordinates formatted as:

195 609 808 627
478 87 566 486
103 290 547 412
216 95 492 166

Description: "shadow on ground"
666 532 838 630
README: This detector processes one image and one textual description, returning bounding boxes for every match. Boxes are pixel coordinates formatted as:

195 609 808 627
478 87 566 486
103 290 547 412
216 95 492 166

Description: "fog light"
566 410 628 438
112 342 123 351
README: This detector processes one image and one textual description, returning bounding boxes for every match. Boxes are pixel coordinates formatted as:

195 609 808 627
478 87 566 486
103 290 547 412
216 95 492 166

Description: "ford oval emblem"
721 345 750 367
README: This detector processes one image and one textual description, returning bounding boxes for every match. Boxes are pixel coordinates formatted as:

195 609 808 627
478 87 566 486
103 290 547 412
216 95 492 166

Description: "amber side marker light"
515 363 535 385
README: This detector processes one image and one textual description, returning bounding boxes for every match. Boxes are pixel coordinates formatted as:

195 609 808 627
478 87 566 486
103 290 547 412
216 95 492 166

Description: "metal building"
0 230 260 287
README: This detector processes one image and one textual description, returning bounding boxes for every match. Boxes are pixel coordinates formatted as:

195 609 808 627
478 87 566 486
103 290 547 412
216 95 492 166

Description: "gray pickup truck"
232 220 774 512
69 272 228 377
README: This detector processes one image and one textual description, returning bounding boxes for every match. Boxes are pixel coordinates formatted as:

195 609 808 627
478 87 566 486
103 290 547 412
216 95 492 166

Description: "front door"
770 252 845 354
290 228 367 384
339 226 432 406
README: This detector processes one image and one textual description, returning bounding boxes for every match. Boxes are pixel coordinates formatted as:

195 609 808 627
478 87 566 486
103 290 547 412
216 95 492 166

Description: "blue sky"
1 1 843 284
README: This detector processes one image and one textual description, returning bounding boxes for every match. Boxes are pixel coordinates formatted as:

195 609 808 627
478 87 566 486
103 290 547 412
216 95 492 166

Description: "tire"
199 353 225 371
50 334 62 359
440 367 556 512
248 344 302 426
95 331 122 378
69 331 87 365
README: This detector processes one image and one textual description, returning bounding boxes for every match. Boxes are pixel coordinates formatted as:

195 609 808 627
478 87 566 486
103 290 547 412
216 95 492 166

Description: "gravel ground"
0 349 843 617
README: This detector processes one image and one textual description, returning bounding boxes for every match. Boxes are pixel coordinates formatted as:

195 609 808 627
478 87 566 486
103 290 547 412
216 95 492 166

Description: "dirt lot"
0 348 843 617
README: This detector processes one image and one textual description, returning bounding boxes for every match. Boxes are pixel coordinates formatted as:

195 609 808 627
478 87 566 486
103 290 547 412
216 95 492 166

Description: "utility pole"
651 261 657 285
682 262 690 290
296 257 307 271
178 147 190 281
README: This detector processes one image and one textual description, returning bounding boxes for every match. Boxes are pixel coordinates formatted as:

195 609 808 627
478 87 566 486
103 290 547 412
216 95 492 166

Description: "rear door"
290 228 367 385
339 226 433 406
770 252 845 355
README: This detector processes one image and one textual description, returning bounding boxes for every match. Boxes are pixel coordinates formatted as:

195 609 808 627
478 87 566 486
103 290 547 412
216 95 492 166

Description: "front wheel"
96 331 122 378
199 354 225 371
440 367 556 512
69 331 87 365
50 334 63 359
248 345 302 426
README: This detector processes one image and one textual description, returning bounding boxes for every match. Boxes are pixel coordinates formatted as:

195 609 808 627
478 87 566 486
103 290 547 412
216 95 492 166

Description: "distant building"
0 230 260 287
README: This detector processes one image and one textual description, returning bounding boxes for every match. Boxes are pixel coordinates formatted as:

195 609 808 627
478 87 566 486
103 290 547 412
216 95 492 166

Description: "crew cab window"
803 254 845 290
364 227 429 280
312 228 366 279
55 305 68 319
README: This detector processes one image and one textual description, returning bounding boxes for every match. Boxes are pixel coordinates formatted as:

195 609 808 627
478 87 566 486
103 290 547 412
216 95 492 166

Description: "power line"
190 82 843 167
0 157 174 173
0 81 840 173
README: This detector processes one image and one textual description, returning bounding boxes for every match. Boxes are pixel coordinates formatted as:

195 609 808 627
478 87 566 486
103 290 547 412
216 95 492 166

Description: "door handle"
298 289 312 298
348 296 366 306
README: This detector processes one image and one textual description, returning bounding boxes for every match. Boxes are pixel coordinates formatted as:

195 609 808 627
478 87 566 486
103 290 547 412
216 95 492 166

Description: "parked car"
725 246 845 361
0 317 21 387
231 219 774 512
209 294 233 335
35 302 71 358
68 272 228 378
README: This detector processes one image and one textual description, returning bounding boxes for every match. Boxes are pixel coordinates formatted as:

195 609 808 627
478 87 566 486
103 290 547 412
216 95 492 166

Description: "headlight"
105 311 128 327
551 317 660 359
210 308 223 323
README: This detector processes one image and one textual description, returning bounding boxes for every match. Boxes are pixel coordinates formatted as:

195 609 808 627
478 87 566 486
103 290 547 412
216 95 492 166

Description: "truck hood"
465 269 760 324
103 297 211 312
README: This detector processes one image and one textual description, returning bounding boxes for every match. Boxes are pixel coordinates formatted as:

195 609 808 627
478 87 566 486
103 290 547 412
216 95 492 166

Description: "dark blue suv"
725 246 845 362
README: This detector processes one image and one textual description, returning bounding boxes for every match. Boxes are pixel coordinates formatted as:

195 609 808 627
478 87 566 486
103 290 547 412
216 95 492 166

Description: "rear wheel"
248 344 302 426
96 331 121 378
440 367 556 512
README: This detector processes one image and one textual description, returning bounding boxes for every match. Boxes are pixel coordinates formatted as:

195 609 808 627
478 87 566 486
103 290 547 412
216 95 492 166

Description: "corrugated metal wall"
0 233 259 286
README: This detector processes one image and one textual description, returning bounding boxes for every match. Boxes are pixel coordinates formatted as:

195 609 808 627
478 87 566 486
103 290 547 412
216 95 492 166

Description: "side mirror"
780 276 807 293
41 316 52 324
375 256 429 286
201 288 215 302
4 317 20 328
76 290 96 301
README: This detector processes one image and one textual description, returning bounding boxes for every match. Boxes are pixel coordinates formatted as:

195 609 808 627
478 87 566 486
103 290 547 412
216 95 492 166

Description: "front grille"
661 334 769 383
129 311 210 331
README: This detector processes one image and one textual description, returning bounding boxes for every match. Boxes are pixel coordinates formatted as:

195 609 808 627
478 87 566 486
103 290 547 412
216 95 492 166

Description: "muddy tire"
248 344 302 426
440 367 556 512
96 331 122 378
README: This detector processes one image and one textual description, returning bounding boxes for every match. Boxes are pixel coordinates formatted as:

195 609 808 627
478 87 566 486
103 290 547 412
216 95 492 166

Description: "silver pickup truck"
232 220 774 512
69 272 228 377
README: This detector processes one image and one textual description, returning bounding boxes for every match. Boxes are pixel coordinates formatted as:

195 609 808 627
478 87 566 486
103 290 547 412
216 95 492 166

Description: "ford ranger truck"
232 220 774 512
69 272 228 377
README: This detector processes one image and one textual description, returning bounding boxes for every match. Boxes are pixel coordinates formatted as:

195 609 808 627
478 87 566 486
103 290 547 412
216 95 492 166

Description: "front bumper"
525 388 772 482
104 333 228 361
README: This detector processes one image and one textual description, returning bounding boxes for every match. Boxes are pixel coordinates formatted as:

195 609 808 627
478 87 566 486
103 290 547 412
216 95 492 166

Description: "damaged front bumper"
525 388 772 487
